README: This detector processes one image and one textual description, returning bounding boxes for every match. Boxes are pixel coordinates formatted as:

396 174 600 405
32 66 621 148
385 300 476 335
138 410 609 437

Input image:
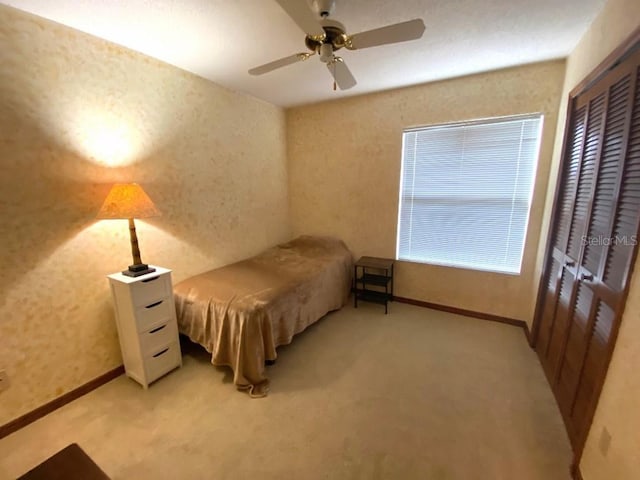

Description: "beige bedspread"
173 235 353 397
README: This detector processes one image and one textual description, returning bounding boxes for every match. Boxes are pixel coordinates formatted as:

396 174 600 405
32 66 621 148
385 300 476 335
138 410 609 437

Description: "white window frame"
396 113 544 275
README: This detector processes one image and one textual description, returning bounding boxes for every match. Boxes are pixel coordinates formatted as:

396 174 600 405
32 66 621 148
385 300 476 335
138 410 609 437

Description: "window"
396 114 543 275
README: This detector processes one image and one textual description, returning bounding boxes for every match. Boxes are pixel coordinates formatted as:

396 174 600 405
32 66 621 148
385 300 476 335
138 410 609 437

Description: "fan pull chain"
333 60 337 91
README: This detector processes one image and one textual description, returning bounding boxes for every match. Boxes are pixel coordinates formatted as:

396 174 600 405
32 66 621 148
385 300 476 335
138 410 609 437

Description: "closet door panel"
537 256 563 363
543 94 606 383
603 67 640 291
570 301 615 442
556 282 594 416
566 93 606 260
555 106 588 251
583 74 633 278
544 267 578 379
534 43 640 457
558 72 635 418
536 106 587 364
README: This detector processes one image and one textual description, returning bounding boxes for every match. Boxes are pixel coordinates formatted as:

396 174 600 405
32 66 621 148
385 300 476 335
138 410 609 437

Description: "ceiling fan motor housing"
305 19 348 54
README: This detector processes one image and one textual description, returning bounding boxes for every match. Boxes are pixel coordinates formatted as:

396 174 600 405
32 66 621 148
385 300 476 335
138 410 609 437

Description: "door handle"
580 273 594 281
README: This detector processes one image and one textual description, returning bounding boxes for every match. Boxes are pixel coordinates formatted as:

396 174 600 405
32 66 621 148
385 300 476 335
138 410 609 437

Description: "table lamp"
97 183 161 277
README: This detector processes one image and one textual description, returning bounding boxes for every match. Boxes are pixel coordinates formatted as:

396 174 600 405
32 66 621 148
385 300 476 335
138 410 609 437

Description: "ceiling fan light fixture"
319 43 333 63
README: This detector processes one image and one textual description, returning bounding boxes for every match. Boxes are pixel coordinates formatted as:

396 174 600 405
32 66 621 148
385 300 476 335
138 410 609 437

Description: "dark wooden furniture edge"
394 296 532 343
18 443 111 480
0 365 124 440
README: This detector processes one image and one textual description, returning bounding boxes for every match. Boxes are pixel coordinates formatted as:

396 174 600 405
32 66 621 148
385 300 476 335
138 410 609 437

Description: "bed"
173 235 353 397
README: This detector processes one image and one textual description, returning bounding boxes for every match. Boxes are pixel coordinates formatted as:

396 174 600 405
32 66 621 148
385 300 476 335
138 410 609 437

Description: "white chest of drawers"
108 266 182 388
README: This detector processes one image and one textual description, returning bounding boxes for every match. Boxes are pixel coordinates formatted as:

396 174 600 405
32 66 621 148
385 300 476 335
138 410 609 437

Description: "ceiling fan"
248 0 426 90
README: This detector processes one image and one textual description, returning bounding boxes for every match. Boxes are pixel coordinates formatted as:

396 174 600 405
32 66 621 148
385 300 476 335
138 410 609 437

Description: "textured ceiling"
2 0 606 107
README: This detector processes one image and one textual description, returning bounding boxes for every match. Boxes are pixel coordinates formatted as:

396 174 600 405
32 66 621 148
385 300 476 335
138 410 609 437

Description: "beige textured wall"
0 5 289 425
545 0 640 478
287 60 566 324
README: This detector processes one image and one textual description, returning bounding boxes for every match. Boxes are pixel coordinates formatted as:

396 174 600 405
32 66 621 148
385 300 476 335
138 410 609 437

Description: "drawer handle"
142 276 159 283
153 348 169 358
149 325 166 334
145 300 163 309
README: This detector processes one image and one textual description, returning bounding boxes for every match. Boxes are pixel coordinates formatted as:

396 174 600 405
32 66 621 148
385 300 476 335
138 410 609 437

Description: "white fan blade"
249 53 312 75
348 19 425 50
327 58 357 90
275 0 325 37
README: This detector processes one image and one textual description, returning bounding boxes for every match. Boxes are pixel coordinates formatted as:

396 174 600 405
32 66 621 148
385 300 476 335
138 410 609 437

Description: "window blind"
396 114 543 274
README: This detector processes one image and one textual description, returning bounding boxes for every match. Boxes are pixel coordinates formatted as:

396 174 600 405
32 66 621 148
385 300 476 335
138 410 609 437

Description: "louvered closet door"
539 95 606 384
535 44 640 453
554 86 609 415
536 103 588 382
571 56 640 447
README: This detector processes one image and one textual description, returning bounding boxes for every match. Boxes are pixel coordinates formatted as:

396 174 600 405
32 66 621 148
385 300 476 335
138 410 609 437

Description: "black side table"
353 256 394 314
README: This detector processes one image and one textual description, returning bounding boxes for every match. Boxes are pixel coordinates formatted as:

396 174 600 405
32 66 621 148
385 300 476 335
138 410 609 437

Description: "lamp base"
122 264 156 277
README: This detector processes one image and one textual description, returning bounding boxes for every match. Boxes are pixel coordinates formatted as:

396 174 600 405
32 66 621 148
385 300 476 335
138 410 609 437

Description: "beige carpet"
0 302 572 480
